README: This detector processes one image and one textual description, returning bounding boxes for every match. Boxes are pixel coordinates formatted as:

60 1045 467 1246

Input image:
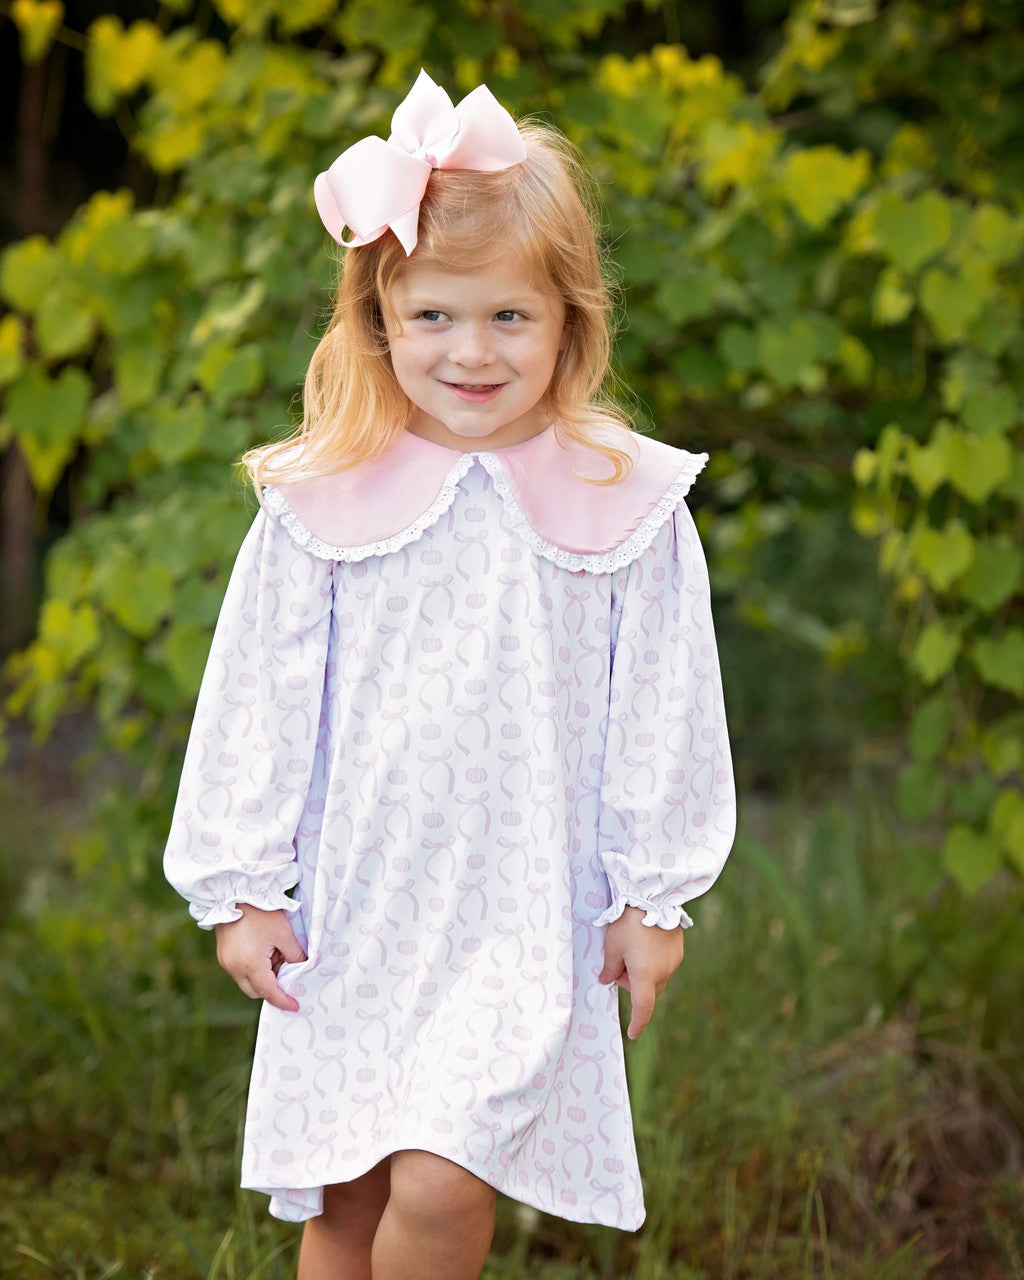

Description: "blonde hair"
244 121 634 489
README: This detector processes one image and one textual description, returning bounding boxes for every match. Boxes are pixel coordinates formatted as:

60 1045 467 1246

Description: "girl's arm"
596 500 736 1034
163 508 334 942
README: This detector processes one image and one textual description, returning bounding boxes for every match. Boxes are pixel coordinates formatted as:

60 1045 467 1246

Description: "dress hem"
246 1139 647 1233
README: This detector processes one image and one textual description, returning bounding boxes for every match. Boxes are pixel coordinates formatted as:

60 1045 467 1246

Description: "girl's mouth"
445 382 504 402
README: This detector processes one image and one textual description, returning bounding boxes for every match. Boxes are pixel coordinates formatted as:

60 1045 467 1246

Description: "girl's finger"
627 978 657 1039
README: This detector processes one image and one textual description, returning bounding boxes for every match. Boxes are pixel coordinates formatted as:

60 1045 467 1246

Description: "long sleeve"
163 507 335 929
595 501 735 930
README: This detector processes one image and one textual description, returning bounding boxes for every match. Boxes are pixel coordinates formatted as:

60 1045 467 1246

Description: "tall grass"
0 769 1021 1279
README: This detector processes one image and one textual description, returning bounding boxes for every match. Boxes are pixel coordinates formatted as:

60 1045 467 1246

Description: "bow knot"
314 70 527 255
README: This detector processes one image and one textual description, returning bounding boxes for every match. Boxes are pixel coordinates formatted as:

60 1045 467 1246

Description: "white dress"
164 422 735 1228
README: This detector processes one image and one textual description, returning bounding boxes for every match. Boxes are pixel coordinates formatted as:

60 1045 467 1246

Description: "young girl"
164 70 735 1280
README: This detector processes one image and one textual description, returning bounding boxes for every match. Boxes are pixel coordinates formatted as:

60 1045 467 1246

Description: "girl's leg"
297 1157 392 1280
370 1149 496 1280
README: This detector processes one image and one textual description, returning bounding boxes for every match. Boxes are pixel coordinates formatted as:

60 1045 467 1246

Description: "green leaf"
960 386 1017 434
904 422 953 498
147 396 208 464
911 621 959 684
12 0 64 65
0 314 26 388
945 429 1013 504
910 520 974 591
871 265 914 325
870 190 952 273
972 629 1024 695
0 235 60 311
164 621 212 695
780 145 871 229
991 791 1024 875
35 279 98 360
851 447 876 485
190 279 267 344
717 323 758 374
909 690 951 762
3 365 92 493
113 339 166 411
981 722 1023 779
654 268 717 326
755 318 823 390
38 598 100 668
919 263 996 343
195 343 264 405
957 540 1023 612
968 204 1024 266
1004 454 1024 505
943 823 1001 896
97 552 174 638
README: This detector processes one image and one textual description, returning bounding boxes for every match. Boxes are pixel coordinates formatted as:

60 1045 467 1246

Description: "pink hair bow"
314 69 527 256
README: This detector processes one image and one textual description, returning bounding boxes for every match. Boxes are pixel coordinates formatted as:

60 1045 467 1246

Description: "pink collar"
264 423 707 575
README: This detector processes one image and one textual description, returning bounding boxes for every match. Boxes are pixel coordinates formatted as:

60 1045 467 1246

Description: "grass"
0 762 1022 1279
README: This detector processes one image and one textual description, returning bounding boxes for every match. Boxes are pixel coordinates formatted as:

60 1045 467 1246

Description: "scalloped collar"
264 423 707 574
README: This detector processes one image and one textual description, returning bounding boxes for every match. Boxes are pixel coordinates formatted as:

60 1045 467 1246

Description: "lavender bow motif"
313 69 527 254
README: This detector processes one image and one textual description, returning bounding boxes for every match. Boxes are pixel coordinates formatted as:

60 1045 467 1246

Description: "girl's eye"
419 310 445 322
495 310 520 322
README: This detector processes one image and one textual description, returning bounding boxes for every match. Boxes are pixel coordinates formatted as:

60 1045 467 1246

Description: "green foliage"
1 0 1022 908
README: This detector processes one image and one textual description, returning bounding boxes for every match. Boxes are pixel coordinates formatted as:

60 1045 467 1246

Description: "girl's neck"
404 416 555 454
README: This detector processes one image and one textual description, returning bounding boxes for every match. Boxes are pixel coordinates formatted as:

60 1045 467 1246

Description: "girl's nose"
449 323 495 368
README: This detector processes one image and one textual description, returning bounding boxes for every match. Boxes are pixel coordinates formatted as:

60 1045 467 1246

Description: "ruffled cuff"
183 866 302 931
594 892 694 930
594 849 695 930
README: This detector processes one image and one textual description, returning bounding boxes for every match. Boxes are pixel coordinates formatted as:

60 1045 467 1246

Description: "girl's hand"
598 905 684 1040
214 904 307 1013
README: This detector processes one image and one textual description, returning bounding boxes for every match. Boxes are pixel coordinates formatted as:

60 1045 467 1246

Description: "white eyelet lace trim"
264 449 708 574
476 450 707 574
264 453 476 561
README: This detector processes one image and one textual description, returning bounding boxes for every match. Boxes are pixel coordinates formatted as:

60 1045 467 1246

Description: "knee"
389 1150 495 1232
319 1159 391 1241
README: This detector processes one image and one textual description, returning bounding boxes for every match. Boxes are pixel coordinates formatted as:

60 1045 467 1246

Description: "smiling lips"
445 381 505 401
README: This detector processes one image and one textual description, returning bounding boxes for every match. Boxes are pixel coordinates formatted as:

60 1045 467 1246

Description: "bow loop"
314 69 526 256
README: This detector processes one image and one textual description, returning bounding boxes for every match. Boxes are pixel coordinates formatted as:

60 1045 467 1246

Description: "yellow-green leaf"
871 264 914 326
910 520 974 591
96 553 174 638
780 146 871 229
0 236 61 311
904 422 953 498
86 17 162 113
991 790 1024 875
870 190 952 273
4 365 92 493
957 541 1023 612
920 262 997 343
38 598 100 667
35 279 98 359
911 621 960 684
943 823 1001 895
12 0 64 64
968 205 1024 266
0 314 26 388
972 629 1024 696
945 429 1013 504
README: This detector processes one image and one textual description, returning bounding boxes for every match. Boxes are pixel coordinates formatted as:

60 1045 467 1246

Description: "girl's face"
384 250 566 452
